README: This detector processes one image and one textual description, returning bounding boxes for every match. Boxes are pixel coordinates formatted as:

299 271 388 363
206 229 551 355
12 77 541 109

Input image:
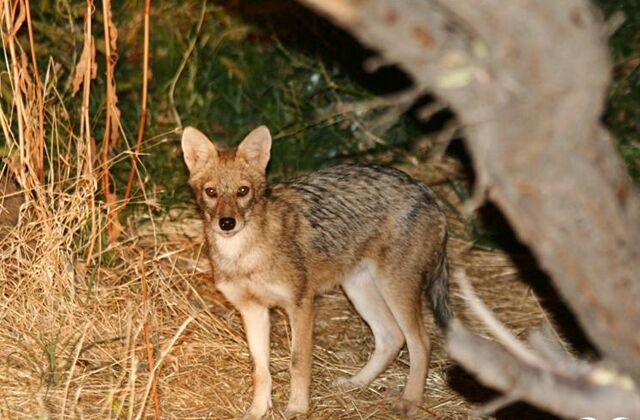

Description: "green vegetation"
596 0 640 183
112 2 420 207
4 0 639 245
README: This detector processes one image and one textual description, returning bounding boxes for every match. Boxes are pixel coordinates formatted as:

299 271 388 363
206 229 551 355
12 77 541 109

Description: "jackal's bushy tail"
426 233 453 329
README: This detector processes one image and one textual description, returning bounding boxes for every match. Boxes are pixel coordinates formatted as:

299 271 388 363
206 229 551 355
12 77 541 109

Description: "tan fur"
182 126 451 419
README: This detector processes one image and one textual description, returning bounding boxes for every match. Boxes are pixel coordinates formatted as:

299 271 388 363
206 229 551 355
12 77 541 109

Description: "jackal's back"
276 164 445 254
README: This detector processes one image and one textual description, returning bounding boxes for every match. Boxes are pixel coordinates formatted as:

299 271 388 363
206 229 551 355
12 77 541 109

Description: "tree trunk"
297 0 640 416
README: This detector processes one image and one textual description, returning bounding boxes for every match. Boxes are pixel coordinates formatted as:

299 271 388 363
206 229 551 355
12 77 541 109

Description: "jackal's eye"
204 187 217 198
237 186 250 197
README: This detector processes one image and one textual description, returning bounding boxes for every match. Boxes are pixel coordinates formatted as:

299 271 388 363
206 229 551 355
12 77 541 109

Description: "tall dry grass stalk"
124 0 151 206
0 1 197 418
100 0 122 244
23 0 44 181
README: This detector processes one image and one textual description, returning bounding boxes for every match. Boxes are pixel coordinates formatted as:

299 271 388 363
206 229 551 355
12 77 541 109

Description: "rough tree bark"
296 0 640 417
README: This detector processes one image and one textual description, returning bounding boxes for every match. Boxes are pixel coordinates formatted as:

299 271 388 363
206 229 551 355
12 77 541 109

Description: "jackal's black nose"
219 217 236 231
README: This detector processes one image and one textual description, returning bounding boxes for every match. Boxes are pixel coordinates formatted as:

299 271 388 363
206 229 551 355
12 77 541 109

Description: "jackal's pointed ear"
237 126 271 171
181 126 217 173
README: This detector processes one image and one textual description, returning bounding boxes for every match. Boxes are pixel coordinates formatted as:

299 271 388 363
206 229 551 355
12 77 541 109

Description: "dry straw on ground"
0 2 573 418
1 151 567 419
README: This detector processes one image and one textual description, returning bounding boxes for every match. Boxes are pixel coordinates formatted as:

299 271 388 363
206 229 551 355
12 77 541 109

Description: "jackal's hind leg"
375 274 431 418
335 266 404 388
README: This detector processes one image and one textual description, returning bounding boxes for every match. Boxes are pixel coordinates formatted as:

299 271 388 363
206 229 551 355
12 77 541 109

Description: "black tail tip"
434 301 453 330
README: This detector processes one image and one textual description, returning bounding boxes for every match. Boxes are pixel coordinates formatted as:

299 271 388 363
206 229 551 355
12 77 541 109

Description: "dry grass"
0 144 565 419
0 2 569 418
117 161 560 420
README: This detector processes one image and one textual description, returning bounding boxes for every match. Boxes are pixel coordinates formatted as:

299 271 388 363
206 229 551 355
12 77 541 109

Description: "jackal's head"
181 125 271 237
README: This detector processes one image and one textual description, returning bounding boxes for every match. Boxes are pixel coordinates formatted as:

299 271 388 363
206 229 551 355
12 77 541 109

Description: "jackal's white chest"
211 229 291 307
211 228 262 274
217 276 292 308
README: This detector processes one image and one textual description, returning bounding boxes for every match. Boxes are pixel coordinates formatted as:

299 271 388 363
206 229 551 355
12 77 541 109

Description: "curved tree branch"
296 0 640 415
448 319 640 419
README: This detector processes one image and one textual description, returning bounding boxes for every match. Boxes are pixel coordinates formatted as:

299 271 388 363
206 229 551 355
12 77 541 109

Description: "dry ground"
0 157 575 419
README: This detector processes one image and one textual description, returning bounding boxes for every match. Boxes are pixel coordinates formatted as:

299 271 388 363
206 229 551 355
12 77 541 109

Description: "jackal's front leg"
238 303 272 420
284 299 314 417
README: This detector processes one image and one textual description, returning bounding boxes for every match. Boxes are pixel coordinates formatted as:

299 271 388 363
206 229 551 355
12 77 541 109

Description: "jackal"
182 125 451 419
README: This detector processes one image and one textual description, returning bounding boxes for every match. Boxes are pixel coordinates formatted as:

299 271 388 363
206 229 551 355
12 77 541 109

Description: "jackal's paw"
241 411 264 420
241 402 270 420
283 402 309 418
392 398 420 418
332 376 365 390
241 412 263 420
